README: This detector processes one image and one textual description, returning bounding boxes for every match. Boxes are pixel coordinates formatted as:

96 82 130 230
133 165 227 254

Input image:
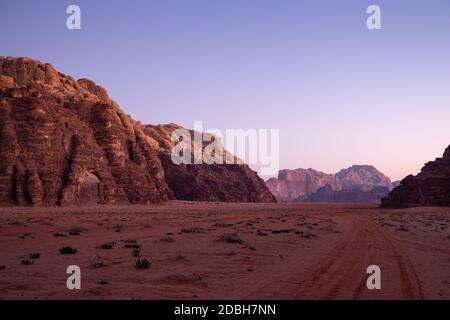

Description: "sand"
0 202 449 300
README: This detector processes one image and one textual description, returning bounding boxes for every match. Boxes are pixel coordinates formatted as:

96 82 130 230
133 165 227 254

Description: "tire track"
243 214 425 300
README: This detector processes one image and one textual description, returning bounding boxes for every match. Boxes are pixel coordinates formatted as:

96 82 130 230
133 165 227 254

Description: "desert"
1 202 449 300
1 57 449 302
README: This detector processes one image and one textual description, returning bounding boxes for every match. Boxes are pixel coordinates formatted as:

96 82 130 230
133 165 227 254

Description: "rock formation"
381 145 450 208
267 165 393 203
336 165 392 191
144 124 276 203
0 57 275 206
265 168 341 202
392 180 401 188
304 185 390 203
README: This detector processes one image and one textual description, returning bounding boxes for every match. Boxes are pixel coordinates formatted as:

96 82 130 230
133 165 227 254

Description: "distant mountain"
381 145 450 208
336 165 393 191
265 168 341 202
392 180 401 188
302 185 390 203
267 165 393 203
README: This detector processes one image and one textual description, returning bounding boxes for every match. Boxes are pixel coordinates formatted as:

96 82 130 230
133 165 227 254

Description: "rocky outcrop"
265 168 341 202
144 124 276 203
0 57 170 206
0 57 275 206
381 145 450 208
267 165 393 203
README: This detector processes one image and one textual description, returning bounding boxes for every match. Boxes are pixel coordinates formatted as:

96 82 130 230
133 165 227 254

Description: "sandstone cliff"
267 165 393 203
381 145 450 208
0 57 275 206
144 124 276 203
265 168 341 202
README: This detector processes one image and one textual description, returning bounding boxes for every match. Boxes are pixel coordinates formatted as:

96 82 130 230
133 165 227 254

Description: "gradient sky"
1 0 449 180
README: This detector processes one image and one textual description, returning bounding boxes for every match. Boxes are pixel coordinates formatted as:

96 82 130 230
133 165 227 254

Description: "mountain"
267 165 393 203
265 168 341 202
336 165 392 191
381 145 450 208
303 185 390 203
0 57 275 206
144 124 276 202
392 180 401 188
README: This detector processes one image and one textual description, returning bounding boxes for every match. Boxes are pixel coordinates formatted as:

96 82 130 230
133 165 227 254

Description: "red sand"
0 202 449 300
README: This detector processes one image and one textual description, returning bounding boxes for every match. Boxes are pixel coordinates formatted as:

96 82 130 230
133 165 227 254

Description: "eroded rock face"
336 165 392 192
0 57 275 206
381 145 450 208
144 124 276 203
266 169 341 202
0 57 171 206
267 165 393 203
304 185 390 203
0 75 14 89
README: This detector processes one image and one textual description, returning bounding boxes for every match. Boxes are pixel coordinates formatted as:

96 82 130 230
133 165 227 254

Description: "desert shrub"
221 233 242 244
132 249 141 257
98 242 115 250
91 260 105 268
21 259 34 266
396 225 409 232
68 226 84 236
160 236 175 243
59 246 77 254
53 232 67 237
113 224 123 233
124 244 140 249
257 229 268 236
213 222 233 228
171 255 187 262
181 226 204 233
271 229 292 234
301 233 318 239
29 253 41 259
135 258 151 269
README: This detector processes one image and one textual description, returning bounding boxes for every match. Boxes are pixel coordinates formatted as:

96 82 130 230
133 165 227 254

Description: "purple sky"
1 0 449 180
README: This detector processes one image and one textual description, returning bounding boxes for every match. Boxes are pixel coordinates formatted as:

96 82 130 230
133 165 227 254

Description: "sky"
1 0 449 181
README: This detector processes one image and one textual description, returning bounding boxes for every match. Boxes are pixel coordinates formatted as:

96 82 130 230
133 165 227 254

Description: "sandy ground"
0 202 449 300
